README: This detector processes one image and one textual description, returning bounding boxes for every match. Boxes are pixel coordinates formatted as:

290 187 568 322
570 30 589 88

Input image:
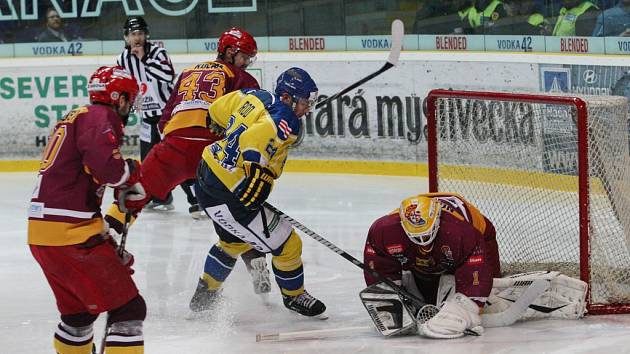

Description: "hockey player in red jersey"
363 192 500 338
105 27 272 294
28 66 147 354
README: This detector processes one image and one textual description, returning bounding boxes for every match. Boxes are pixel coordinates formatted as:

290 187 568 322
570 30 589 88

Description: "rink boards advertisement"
1 57 629 175
0 58 539 165
538 64 630 175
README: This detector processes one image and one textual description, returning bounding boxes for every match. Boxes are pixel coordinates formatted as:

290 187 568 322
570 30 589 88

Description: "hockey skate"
248 257 271 294
145 194 174 212
189 279 223 313
283 291 327 319
188 204 204 220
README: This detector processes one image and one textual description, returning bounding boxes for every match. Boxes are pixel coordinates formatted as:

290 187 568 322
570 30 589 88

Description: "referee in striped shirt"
118 16 176 210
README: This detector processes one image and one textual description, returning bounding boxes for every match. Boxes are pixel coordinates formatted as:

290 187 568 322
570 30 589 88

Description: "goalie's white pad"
359 282 417 336
418 293 483 339
485 271 587 324
437 274 456 304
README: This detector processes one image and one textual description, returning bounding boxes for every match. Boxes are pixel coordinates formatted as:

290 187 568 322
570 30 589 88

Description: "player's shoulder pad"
242 89 301 140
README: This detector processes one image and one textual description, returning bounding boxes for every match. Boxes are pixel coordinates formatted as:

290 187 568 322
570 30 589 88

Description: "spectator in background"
552 0 600 36
592 0 630 36
37 8 80 42
413 0 472 34
487 0 552 35
456 0 480 33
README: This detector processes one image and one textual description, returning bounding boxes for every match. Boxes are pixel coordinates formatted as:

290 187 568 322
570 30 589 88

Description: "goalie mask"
399 196 441 246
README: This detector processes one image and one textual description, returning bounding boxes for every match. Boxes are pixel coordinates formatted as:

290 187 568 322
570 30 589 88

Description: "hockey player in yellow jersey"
189 67 326 318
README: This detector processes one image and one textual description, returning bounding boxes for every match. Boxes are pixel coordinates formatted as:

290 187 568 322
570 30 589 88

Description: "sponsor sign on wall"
0 58 539 165
538 64 630 175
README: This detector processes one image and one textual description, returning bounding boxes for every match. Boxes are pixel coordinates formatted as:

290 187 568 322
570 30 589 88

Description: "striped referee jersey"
117 42 175 120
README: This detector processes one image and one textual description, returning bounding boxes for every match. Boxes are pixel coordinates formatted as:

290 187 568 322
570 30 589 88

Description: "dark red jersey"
158 60 259 137
28 105 129 246
364 193 500 305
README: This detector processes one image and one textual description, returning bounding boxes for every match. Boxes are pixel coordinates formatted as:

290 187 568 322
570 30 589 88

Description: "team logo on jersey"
386 244 403 254
140 82 148 95
472 271 480 286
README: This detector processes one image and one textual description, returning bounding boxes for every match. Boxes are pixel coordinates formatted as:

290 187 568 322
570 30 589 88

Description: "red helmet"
88 66 139 106
218 27 257 57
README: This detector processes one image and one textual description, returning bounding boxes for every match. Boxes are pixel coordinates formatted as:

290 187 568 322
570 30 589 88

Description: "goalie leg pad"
486 271 587 322
359 282 417 336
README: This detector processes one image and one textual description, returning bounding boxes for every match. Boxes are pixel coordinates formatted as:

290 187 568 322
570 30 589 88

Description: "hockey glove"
114 159 150 213
235 161 275 210
418 293 483 339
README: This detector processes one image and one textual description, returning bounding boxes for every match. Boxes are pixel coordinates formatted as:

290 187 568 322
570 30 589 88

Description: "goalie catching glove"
235 161 275 210
418 293 484 339
114 159 149 214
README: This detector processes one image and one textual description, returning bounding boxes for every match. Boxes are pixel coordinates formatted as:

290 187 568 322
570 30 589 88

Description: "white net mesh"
429 91 630 311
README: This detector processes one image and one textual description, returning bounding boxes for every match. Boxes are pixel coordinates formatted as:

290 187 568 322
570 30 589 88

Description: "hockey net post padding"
426 89 630 315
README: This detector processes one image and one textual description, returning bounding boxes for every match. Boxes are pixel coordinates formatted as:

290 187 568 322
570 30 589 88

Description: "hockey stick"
263 202 426 308
482 278 550 328
99 212 132 354
256 326 372 342
314 19 404 110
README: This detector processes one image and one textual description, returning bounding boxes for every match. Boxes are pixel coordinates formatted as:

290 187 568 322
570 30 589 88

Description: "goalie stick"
313 19 404 110
256 326 372 342
482 278 550 328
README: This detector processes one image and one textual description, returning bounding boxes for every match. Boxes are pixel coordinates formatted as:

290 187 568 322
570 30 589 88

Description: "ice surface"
3 172 630 353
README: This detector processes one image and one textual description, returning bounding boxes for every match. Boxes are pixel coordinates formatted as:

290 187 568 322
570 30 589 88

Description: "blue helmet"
275 67 318 105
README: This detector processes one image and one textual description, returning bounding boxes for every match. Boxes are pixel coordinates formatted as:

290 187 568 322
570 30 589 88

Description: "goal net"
425 89 630 314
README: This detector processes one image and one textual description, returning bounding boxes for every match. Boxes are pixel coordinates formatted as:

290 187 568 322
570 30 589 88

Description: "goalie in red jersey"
361 192 588 339
28 66 147 354
362 192 501 339
105 27 272 295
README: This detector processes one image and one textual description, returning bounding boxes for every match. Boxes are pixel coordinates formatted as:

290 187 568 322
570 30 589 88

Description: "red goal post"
425 89 630 315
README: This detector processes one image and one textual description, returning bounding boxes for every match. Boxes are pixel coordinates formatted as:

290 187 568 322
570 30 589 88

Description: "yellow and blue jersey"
201 89 300 191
